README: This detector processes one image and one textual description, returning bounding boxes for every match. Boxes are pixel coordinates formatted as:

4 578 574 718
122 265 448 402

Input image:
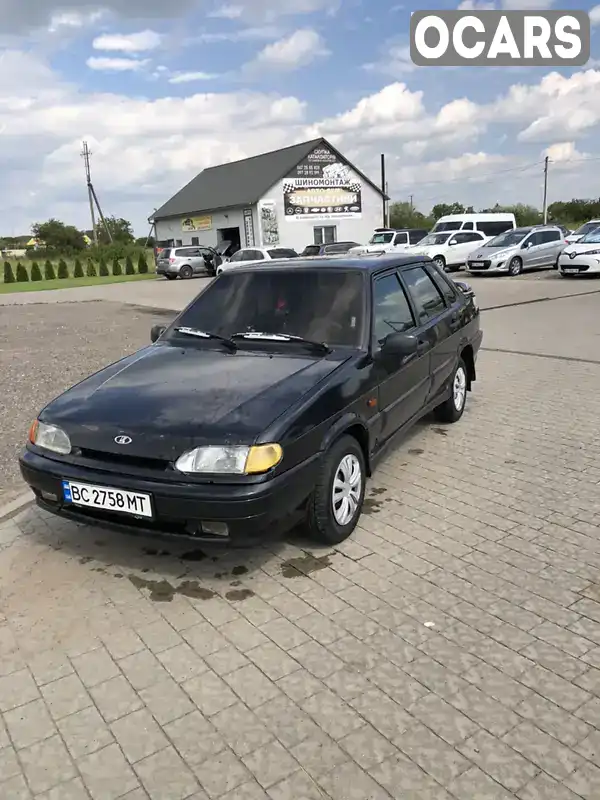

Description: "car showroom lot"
1 272 600 799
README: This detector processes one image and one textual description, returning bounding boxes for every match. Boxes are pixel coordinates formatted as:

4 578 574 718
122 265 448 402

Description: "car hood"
41 343 347 459
469 244 518 260
562 243 600 255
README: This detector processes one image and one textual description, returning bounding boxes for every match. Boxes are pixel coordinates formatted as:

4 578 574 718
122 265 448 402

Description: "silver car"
156 243 230 280
465 225 567 276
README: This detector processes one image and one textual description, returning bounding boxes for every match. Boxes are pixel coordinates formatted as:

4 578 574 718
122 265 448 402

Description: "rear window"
159 249 172 258
302 245 320 256
267 249 297 259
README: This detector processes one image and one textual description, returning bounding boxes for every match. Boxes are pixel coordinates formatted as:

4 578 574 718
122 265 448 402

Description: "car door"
537 229 563 267
185 248 204 273
391 232 409 251
520 231 543 269
445 232 486 267
400 264 455 404
371 271 431 443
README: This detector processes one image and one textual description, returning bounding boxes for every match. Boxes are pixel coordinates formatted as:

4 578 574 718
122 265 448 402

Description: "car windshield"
168 269 365 348
579 228 600 244
433 221 462 231
369 232 394 244
575 221 600 236
486 229 529 247
417 233 451 246
267 248 297 258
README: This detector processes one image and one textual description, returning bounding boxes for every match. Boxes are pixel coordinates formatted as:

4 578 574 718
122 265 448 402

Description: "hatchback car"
300 242 360 257
565 220 600 244
217 247 298 274
407 230 488 272
20 256 482 546
156 243 230 279
558 227 600 276
465 225 567 275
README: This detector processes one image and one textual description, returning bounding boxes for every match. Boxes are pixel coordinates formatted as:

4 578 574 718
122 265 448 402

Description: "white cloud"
245 29 329 72
458 1 495 9
543 141 589 165
364 43 417 77
93 30 162 52
590 5 600 25
168 71 219 83
48 9 106 32
209 4 244 18
501 0 554 7
86 56 150 71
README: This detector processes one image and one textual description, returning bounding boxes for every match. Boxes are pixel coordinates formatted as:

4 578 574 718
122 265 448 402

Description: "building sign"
181 215 212 232
243 208 255 247
259 200 279 245
283 145 362 222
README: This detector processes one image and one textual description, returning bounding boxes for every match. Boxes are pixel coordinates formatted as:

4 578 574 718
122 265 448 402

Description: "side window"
409 230 425 244
464 232 484 242
402 266 446 322
540 230 561 243
462 222 474 230
393 233 408 245
477 220 513 237
243 250 264 261
526 233 541 247
229 251 244 262
372 273 415 345
451 233 468 244
428 265 457 305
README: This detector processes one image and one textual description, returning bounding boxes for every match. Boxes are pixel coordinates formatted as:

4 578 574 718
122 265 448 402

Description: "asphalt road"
0 301 174 504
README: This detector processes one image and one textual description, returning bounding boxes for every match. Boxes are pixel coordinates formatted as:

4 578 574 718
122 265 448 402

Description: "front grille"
468 260 490 270
78 448 170 471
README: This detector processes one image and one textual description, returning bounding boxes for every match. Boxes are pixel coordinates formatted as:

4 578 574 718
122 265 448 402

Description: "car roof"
221 253 431 275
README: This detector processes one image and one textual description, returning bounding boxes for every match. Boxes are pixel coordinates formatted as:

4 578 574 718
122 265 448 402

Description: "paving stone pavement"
2 294 600 797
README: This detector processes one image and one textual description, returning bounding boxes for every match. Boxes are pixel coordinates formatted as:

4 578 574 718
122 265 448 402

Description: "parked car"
406 231 488 272
156 243 230 279
431 212 516 237
216 247 298 274
565 220 600 244
465 225 567 276
558 227 600 277
349 228 429 255
20 255 482 546
300 242 360 256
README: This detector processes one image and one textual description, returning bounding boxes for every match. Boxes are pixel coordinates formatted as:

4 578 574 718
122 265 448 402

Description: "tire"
165 274 176 281
433 255 446 271
507 256 522 276
306 435 366 545
434 358 468 424
179 265 193 279
559 272 571 278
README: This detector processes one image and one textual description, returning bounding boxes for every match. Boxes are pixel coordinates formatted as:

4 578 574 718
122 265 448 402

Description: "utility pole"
81 142 98 245
542 156 549 224
409 194 414 211
385 182 389 227
380 154 387 228
80 141 112 243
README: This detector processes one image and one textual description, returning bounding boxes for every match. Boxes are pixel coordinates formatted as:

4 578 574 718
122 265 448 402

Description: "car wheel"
433 255 446 271
165 274 176 281
434 358 468 424
179 265 193 279
507 257 522 276
306 435 366 545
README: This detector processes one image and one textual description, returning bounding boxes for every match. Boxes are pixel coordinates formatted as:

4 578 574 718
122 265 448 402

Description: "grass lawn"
0 272 158 294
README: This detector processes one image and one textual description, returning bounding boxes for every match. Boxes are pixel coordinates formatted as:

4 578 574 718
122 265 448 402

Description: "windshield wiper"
231 331 331 354
175 327 237 351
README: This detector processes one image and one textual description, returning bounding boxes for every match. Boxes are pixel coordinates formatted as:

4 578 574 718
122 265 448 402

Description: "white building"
150 138 386 254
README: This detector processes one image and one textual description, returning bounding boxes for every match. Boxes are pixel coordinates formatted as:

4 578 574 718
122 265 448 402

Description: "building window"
314 226 337 245
191 237 199 245
175 239 183 246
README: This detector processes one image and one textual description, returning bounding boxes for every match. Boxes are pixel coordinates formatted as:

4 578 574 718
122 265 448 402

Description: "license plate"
62 480 153 518
562 268 578 273
469 262 484 267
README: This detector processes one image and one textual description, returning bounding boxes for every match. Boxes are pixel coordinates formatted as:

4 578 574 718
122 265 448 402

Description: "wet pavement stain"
232 565 248 576
433 427 448 436
363 497 386 514
281 552 332 578
79 556 93 564
505 459 517 465
370 487 387 496
114 573 124 579
129 575 176 602
408 448 425 455
181 549 208 562
226 589 255 601
177 581 216 600
142 547 171 557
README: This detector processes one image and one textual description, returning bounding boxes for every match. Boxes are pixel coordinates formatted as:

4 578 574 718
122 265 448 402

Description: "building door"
218 227 241 255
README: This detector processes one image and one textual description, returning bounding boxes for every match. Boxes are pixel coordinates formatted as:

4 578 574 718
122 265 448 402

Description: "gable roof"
151 137 385 221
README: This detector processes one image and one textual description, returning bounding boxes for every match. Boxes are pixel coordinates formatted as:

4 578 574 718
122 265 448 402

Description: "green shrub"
86 259 97 277
44 260 55 280
125 255 135 275
57 259 69 279
73 259 84 278
16 262 29 282
112 258 122 276
137 253 148 274
31 262 43 281
99 258 109 276
3 261 15 284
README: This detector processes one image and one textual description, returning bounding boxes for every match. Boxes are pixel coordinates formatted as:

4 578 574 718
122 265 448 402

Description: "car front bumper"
558 255 600 275
19 448 320 544
465 260 509 274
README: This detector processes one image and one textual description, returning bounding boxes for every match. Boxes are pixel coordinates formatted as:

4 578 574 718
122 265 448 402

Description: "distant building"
150 137 386 253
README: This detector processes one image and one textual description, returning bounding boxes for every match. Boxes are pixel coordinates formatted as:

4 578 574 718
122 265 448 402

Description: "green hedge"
3 252 155 283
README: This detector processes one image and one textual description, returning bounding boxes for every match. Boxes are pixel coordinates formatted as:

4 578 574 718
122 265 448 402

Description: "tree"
31 262 43 281
31 218 86 251
99 257 109 276
389 201 434 230
86 259 97 277
430 202 473 220
125 255 135 275
3 262 15 284
95 216 135 245
73 259 84 278
112 257 122 276
136 236 154 247
16 262 29 281
137 253 148 274
44 260 55 280
57 259 69 279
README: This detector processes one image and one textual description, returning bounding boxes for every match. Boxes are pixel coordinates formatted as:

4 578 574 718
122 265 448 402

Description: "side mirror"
448 239 458 246
522 241 532 249
151 324 166 343
380 332 418 357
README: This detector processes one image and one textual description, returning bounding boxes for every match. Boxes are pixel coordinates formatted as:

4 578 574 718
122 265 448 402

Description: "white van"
431 213 516 238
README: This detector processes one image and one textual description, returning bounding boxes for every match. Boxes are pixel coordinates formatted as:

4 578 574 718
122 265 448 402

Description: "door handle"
417 337 428 352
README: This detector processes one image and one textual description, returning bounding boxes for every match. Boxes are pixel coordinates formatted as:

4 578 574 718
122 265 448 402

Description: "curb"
0 490 34 523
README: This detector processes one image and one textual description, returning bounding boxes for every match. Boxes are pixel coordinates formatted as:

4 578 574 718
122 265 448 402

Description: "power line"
396 159 542 192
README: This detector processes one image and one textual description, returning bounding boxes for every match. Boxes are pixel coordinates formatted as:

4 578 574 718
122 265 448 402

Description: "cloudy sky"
1 0 600 236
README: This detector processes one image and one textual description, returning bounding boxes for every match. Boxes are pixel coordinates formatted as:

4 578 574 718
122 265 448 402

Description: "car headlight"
28 420 71 455
582 249 600 256
174 443 283 475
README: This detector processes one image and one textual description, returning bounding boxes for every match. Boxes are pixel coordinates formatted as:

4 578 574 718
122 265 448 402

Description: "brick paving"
1 284 600 798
